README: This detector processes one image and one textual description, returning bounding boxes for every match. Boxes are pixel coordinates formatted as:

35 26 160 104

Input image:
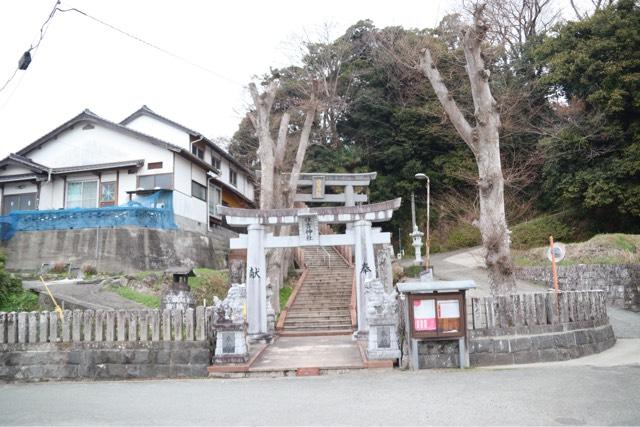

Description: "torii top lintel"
219 198 401 226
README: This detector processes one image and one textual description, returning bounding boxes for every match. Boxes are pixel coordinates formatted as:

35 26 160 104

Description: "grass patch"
133 270 163 281
279 286 293 312
189 268 228 305
111 287 160 308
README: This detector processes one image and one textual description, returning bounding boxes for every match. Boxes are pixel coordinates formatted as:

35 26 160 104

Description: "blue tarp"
0 190 176 241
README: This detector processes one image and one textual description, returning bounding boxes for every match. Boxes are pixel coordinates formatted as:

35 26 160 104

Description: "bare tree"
420 3 516 294
570 0 614 20
248 80 318 304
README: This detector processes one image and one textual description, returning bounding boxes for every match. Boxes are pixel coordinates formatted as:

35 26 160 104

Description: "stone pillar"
364 278 401 361
246 224 268 340
354 220 375 336
345 185 355 207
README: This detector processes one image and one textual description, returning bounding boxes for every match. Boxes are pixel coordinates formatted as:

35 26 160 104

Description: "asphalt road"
1 366 639 426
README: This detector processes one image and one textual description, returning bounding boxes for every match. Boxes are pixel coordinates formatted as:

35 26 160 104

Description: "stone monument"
364 278 401 360
212 283 249 364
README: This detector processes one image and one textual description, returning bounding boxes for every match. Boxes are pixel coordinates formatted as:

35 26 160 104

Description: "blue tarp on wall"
0 190 176 241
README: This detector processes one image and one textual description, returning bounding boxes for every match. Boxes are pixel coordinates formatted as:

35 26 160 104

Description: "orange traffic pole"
549 236 559 294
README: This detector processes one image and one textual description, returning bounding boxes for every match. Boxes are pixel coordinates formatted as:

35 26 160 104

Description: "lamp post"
414 173 431 272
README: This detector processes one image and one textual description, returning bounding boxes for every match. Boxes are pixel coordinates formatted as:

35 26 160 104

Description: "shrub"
50 262 68 274
511 215 573 250
0 252 39 312
82 264 97 276
445 222 482 250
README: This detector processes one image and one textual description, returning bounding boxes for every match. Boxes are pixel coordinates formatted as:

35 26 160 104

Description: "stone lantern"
161 267 196 311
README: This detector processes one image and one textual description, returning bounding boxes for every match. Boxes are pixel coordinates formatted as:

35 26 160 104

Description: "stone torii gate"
219 198 401 341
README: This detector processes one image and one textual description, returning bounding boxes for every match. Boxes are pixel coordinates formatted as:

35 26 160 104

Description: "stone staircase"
280 246 354 336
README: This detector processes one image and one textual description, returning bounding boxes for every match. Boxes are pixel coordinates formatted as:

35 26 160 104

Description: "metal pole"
425 177 430 269
398 226 402 255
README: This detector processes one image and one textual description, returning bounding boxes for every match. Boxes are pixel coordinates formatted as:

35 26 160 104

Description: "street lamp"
414 173 431 271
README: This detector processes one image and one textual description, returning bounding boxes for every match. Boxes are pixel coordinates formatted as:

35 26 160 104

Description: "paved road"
1 366 639 425
23 280 146 311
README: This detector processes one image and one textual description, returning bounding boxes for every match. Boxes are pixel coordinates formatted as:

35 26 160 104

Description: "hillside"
513 234 640 267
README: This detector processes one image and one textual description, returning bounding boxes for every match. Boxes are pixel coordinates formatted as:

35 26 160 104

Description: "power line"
56 6 244 87
0 0 60 94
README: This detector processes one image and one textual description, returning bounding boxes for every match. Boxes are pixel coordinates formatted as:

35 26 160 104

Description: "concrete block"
537 349 559 363
491 353 515 365
532 334 554 350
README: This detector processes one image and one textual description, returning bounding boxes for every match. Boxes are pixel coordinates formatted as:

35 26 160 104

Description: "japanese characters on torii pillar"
219 198 401 341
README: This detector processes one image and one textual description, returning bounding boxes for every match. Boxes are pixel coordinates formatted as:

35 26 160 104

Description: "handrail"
349 267 357 329
320 246 331 268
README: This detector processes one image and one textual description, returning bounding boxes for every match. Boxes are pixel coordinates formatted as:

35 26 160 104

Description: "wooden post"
549 236 559 293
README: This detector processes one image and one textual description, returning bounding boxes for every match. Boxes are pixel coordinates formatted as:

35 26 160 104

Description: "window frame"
137 173 174 190
65 179 98 209
99 181 117 207
191 180 206 201
229 168 237 187
408 292 466 339
208 184 222 219
211 155 221 173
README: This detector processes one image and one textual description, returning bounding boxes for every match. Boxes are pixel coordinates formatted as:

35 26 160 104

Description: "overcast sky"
0 0 590 160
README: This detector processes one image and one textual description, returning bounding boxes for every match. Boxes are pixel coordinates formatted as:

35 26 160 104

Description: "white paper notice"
438 300 460 319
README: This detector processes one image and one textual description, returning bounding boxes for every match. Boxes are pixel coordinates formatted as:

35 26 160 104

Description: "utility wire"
56 6 244 87
0 0 60 94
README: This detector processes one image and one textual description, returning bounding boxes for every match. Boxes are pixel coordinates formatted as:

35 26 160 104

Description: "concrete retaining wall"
515 264 640 311
1 225 237 274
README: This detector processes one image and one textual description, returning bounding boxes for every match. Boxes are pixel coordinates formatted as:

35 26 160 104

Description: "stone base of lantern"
213 323 249 364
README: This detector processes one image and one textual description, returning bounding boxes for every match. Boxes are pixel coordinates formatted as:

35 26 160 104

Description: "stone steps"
279 246 354 335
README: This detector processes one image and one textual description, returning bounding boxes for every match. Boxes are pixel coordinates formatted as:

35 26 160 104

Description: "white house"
0 106 256 234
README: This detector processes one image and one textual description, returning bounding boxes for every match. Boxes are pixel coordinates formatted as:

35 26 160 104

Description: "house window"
229 169 237 187
211 155 221 173
66 180 98 208
147 162 163 170
100 182 116 207
191 181 206 201
191 144 205 160
138 174 173 190
208 185 221 218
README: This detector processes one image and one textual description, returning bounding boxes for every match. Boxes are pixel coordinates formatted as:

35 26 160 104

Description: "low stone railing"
0 308 210 344
467 290 615 366
469 290 608 333
0 308 213 381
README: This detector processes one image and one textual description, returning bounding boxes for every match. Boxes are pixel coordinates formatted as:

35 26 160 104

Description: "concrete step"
281 323 352 330
286 310 351 322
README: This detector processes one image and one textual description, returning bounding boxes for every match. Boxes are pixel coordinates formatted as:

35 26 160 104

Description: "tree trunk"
420 3 516 295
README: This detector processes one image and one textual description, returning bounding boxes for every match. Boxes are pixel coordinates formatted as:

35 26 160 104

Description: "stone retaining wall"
0 341 209 381
0 307 213 381
514 264 640 311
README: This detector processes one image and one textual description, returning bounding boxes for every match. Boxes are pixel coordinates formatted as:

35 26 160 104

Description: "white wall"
173 190 207 225
123 115 190 150
26 122 174 171
0 165 33 176
3 182 37 195
118 171 137 205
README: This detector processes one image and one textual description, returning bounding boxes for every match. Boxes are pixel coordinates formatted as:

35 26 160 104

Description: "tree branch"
419 48 476 151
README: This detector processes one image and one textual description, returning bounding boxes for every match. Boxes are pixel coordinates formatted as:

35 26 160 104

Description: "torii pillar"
246 224 267 340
